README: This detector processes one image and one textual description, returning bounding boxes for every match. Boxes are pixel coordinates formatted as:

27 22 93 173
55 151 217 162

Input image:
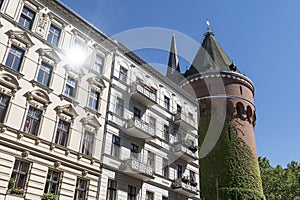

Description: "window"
164 96 170 110
176 104 182 114
146 191 154 200
55 119 70 146
127 185 136 200
0 94 10 123
162 196 168 200
149 116 156 128
133 107 141 119
37 62 53 86
64 76 77 98
44 170 60 195
177 164 183 179
74 178 88 200
88 90 100 110
74 37 85 49
94 54 104 73
82 131 94 156
0 0 3 8
106 179 117 200
119 66 127 82
162 158 169 178
130 143 138 160
19 6 35 30
115 97 124 117
47 24 61 47
5 46 24 72
10 160 30 190
147 151 154 167
111 135 120 158
163 125 169 141
190 170 196 183
188 112 193 121
23 106 42 136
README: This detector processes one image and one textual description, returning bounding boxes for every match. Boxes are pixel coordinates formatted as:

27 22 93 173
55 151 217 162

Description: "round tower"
180 31 264 199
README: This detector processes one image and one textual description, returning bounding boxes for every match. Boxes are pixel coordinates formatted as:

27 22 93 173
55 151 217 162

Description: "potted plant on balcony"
42 193 58 200
181 175 189 183
190 176 198 187
10 187 25 195
185 138 197 152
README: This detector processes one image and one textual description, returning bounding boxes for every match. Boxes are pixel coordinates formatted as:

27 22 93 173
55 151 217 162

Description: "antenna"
206 18 211 32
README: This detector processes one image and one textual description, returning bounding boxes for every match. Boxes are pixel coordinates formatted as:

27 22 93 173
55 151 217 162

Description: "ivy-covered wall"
199 102 265 200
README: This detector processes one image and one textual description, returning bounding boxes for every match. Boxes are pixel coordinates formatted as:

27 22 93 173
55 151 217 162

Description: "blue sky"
61 0 300 167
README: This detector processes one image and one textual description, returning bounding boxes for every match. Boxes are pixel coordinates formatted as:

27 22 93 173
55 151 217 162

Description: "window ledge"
0 64 25 80
58 94 79 106
84 106 101 117
30 80 54 93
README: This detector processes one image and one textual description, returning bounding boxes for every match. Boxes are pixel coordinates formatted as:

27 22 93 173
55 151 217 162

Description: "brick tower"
167 30 264 199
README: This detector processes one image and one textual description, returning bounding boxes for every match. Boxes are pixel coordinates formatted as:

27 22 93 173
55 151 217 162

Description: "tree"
258 157 300 200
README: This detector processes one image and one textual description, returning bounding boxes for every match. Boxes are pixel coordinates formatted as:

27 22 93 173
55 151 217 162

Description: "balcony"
124 117 155 140
172 139 198 163
174 112 196 131
173 178 198 197
130 81 157 107
121 158 154 181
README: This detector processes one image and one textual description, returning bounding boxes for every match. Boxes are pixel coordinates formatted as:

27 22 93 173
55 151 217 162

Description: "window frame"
23 106 42 136
5 45 25 72
163 124 169 142
162 158 169 178
164 96 170 110
44 169 61 195
36 61 53 87
18 6 36 30
74 178 88 200
0 93 10 123
47 24 61 47
81 131 95 156
93 53 104 74
55 119 70 147
106 179 117 200
10 159 31 190
146 191 154 200
88 89 100 111
119 66 128 82
130 143 139 160
111 135 120 158
115 97 124 117
127 185 136 200
64 75 78 99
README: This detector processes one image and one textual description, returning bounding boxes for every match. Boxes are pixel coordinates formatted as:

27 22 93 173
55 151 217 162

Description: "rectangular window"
44 170 60 195
47 24 61 47
23 106 42 136
177 164 183 179
111 135 120 158
94 54 104 73
163 125 169 141
10 160 30 189
82 131 94 156
37 62 53 86
119 66 127 82
115 97 124 117
127 185 136 200
0 0 4 8
130 143 138 160
133 107 141 119
74 178 88 200
106 179 117 200
190 170 196 183
74 37 85 49
55 119 70 147
147 151 154 167
146 191 154 200
5 45 24 71
64 76 77 98
162 158 168 178
162 196 168 200
176 104 182 114
164 96 170 110
0 94 10 123
18 6 35 30
88 90 100 110
149 116 156 128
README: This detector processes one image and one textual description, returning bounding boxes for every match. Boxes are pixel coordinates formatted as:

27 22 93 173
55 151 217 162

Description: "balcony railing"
122 158 154 180
125 117 155 140
172 140 198 162
130 81 157 107
174 112 196 130
173 177 198 197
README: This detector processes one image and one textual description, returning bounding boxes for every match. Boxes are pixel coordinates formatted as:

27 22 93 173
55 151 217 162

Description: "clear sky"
60 0 300 167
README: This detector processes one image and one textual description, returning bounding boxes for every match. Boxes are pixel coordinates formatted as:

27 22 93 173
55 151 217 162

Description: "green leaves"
259 157 300 200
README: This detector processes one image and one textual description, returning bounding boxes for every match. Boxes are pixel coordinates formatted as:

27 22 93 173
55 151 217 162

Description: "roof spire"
205 18 214 36
166 33 182 83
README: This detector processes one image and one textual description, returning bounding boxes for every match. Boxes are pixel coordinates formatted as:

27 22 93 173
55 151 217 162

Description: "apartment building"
0 0 114 199
0 0 200 199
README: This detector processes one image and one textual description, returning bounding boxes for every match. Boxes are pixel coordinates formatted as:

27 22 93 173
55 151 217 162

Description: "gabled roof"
185 31 239 77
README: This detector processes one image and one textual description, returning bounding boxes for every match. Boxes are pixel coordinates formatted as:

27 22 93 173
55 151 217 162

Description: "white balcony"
173 178 198 197
121 158 154 181
172 139 198 163
174 112 196 131
130 81 157 107
124 117 155 140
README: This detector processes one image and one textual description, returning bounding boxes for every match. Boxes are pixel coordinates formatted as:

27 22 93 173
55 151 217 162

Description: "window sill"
0 64 25 79
30 80 54 93
84 106 101 117
58 94 79 106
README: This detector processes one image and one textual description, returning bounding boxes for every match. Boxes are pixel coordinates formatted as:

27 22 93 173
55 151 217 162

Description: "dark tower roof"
166 33 182 83
185 31 239 77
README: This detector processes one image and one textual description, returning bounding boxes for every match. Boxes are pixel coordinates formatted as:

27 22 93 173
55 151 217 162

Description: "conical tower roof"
185 31 239 77
166 33 182 83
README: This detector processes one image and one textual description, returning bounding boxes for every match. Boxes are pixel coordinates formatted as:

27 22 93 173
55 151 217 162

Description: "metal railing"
122 158 154 177
131 81 157 102
127 117 156 136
